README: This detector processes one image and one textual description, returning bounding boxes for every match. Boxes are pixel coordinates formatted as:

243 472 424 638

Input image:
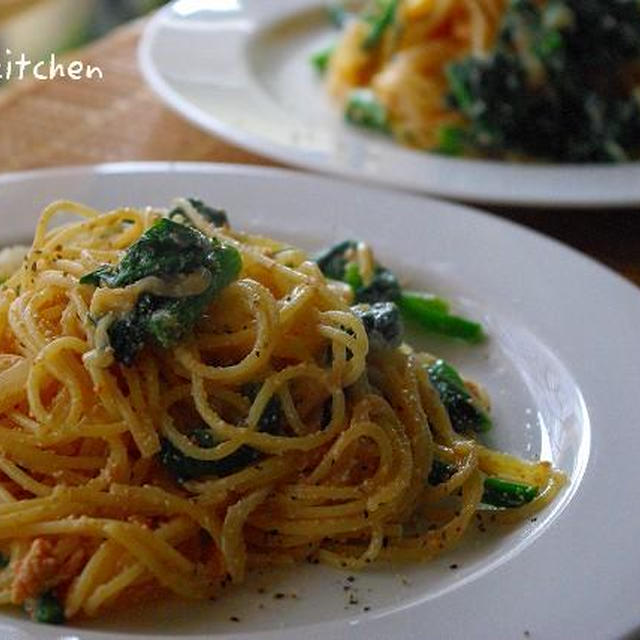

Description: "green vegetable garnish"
352 302 403 349
81 212 241 366
343 261 364 291
160 387 282 482
434 125 469 157
315 239 356 282
397 292 449 316
427 359 492 433
482 476 538 508
400 293 485 344
310 45 335 74
427 458 457 486
345 89 390 132
362 0 398 49
315 241 485 343
169 197 229 228
159 428 262 482
159 383 284 482
28 591 65 625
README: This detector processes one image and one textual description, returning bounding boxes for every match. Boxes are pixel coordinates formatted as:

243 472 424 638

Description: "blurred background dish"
322 0 640 164
138 0 640 207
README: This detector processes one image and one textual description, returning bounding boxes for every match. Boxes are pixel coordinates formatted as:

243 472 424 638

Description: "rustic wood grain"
0 21 271 170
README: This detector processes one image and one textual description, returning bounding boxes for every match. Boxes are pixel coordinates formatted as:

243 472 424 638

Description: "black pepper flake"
348 593 359 605
346 576 355 583
230 616 240 622
449 563 458 570
364 606 371 612
274 592 286 600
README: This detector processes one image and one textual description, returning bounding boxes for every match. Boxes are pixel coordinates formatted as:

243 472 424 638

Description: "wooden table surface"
0 20 638 287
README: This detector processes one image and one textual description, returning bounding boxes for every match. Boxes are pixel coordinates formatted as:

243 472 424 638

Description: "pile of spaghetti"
321 0 640 161
0 199 564 624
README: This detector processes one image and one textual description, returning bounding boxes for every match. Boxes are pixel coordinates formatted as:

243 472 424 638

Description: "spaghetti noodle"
0 199 565 624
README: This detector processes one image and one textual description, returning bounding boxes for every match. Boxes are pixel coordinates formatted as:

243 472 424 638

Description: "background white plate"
0 163 638 640
138 0 640 208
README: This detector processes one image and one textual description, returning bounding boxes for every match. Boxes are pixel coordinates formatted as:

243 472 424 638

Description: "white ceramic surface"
0 163 638 640
138 0 640 207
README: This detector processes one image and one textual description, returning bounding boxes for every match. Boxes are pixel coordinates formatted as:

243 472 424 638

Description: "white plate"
0 162 638 640
138 0 640 208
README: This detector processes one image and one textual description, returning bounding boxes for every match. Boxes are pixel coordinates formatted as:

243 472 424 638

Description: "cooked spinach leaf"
81 215 241 365
426 359 492 433
352 302 403 349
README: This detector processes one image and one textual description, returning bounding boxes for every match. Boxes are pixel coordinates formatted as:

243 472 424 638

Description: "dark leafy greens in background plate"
315 0 640 162
444 0 640 162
